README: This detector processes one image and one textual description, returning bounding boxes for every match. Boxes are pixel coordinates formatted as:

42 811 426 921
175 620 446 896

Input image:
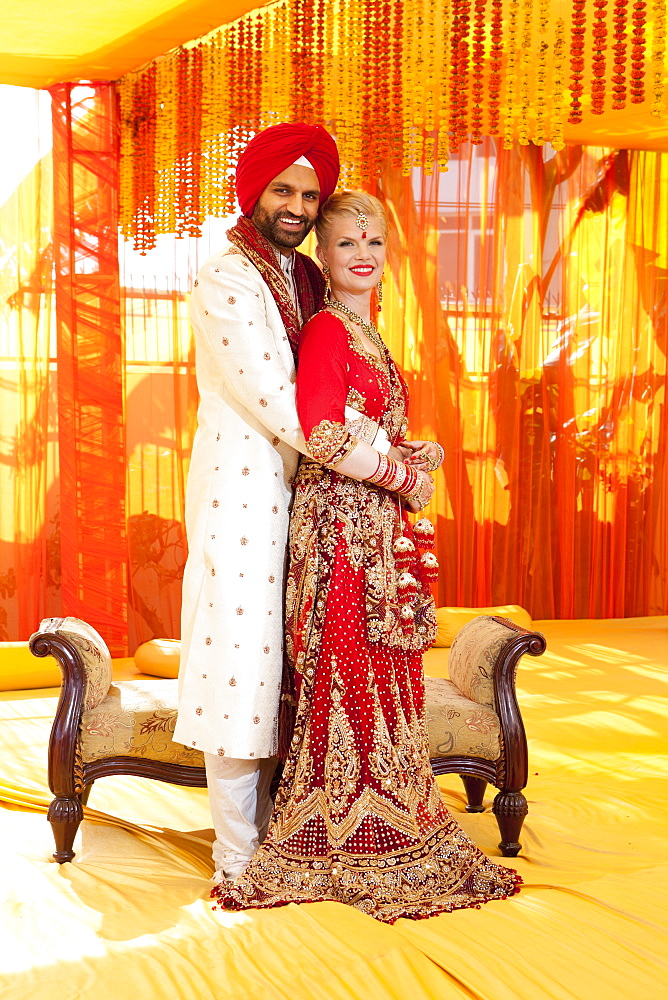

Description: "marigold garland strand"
612 0 630 108
591 0 609 114
503 0 520 149
631 0 648 102
652 0 667 115
551 17 567 149
487 0 504 136
471 0 487 144
517 0 534 145
568 0 587 123
534 0 551 144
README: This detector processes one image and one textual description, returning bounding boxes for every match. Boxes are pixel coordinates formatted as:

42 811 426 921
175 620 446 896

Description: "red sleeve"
296 312 355 465
296 311 348 435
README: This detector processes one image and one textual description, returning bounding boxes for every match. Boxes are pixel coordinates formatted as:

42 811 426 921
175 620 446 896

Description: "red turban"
236 123 340 217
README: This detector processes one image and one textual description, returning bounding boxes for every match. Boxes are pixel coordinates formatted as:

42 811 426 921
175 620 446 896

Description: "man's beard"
251 205 314 249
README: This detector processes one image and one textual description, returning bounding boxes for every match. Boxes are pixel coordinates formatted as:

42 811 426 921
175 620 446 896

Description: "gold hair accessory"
356 211 369 235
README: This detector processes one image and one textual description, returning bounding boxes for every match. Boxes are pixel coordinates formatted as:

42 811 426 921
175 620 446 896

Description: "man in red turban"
236 122 340 220
177 123 359 888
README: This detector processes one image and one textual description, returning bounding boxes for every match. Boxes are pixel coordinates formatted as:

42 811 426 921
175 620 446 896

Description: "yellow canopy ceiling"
0 0 273 88
2 0 667 151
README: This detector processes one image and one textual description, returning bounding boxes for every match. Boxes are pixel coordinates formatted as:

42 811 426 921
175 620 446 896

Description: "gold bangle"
427 443 445 472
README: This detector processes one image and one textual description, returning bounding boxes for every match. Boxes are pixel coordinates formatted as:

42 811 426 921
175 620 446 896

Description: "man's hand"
388 444 412 463
400 440 443 471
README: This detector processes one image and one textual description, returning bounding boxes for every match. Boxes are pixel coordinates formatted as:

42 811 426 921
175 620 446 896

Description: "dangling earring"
323 263 331 301
376 277 383 312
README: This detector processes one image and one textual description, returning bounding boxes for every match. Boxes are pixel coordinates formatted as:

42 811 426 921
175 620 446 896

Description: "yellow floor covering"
1 617 666 999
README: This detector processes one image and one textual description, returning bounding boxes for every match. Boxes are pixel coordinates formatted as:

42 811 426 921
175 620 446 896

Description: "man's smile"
278 216 305 227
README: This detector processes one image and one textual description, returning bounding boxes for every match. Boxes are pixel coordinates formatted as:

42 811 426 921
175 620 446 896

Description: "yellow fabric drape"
1 617 666 999
0 88 59 641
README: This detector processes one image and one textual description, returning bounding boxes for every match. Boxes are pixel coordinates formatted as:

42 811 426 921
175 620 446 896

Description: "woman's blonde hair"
315 190 388 247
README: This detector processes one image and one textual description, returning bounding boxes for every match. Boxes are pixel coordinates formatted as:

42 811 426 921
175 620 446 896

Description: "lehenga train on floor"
214 310 521 922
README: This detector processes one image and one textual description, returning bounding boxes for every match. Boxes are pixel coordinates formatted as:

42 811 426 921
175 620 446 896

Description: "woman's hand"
400 440 444 472
405 470 434 512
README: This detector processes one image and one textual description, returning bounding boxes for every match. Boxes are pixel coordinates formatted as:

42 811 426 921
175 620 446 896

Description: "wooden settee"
30 615 545 864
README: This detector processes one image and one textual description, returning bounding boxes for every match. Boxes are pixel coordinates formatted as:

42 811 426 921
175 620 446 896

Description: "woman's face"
317 214 386 299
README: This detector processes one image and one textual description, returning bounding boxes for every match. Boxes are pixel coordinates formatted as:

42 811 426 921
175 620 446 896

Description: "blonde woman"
215 192 520 921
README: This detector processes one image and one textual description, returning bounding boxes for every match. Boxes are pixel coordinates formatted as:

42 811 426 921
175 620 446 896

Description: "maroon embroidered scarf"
226 216 324 359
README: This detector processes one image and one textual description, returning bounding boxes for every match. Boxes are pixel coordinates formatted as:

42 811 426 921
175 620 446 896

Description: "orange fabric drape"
1 82 666 647
371 142 668 618
50 83 127 655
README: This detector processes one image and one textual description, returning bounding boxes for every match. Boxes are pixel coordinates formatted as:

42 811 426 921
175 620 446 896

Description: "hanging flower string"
517 0 534 144
533 0 550 144
391 0 405 170
631 0 648 102
449 0 472 152
487 0 504 136
568 0 587 123
652 0 667 116
503 0 520 148
591 0 609 114
470 0 487 143
611 0 630 108
436 0 451 170
551 17 567 149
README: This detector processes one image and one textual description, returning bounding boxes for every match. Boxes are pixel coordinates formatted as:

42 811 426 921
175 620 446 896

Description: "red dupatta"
226 216 324 359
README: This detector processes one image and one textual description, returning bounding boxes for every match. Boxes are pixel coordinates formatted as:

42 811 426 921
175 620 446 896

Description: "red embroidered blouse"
296 310 407 464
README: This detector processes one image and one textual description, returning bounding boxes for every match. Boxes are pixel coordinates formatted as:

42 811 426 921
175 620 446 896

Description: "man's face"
251 164 320 252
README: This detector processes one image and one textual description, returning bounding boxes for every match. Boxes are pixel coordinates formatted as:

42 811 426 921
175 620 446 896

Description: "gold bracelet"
427 443 445 472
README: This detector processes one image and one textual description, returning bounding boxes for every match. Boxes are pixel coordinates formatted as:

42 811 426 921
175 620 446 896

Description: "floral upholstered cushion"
39 617 113 712
78 674 497 768
424 676 500 761
447 615 516 712
80 678 204 767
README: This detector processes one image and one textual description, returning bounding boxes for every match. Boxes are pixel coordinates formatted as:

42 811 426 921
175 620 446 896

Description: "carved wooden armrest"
29 618 113 802
448 615 545 709
448 615 546 787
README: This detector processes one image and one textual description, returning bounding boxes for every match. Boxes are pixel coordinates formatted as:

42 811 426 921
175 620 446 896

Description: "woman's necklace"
327 299 386 357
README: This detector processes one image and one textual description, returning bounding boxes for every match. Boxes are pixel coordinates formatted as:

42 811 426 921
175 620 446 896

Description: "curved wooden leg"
47 795 83 863
80 782 94 807
460 775 487 813
493 789 528 857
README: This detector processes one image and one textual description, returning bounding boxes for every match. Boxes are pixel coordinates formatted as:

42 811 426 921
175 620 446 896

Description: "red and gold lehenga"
215 310 521 922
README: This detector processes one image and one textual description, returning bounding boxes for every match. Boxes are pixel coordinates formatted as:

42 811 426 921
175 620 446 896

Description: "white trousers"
204 753 276 879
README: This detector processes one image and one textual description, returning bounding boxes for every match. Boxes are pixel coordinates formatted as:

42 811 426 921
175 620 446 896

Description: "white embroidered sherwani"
174 242 307 759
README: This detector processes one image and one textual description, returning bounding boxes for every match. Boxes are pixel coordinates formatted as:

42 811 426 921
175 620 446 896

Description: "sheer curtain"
374 142 667 618
0 86 58 642
1 84 666 647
